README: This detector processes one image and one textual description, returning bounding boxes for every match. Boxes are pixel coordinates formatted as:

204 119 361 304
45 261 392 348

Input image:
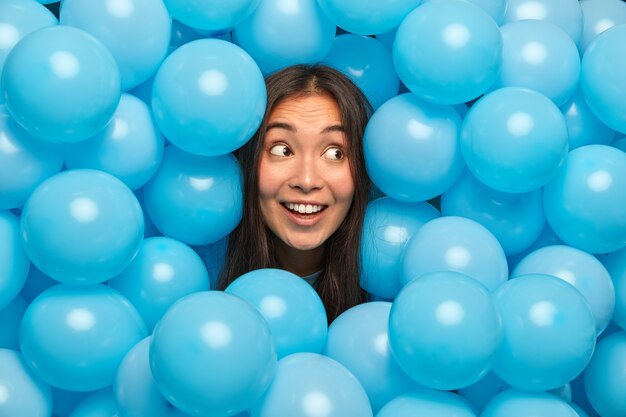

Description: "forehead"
268 94 342 125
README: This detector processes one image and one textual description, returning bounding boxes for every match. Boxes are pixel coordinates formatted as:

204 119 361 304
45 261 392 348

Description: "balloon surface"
422 0 506 25
0 296 26 350
69 389 119 417
579 0 626 52
163 0 261 33
599 247 626 331
560 86 616 150
0 349 52 417
376 389 477 417
481 388 579 417
0 210 30 310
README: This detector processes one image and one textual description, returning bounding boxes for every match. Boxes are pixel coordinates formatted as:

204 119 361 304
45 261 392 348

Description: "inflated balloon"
613 136 626 153
512 245 615 335
142 145 243 245
543 145 626 254
506 223 564 271
461 87 569 193
389 271 502 390
393 0 502 105
400 216 508 291
599 247 626 331
458 372 510 413
133 187 162 239
20 169 144 284
1 25 120 143
50 387 91 417
0 349 52 417
560 86 616 150
584 331 626 417
233 0 335 75
579 0 626 52
150 291 276 417
422 0 506 25
0 296 26 350
481 388 579 417
324 302 421 413
441 170 545 256
19 264 57 304
69 389 119 417
251 352 373 417
152 39 265 156
108 236 210 331
581 24 626 134
361 197 440 299
322 34 399 109
363 93 464 202
60 0 171 90
192 236 228 290
492 274 596 391
0 210 30 310
163 0 261 33
19 284 147 391
377 389 477 417
64 93 165 190
225 268 328 359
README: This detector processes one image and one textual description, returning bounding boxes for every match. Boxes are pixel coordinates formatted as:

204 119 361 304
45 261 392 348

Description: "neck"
273 237 324 277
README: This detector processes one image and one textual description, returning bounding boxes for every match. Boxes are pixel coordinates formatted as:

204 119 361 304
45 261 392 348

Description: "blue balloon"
1 25 120 143
506 222 564 271
0 210 30 310
0 349 52 417
225 268 327 359
150 291 276 417
400 216 508 291
561 86 616 150
163 0 261 33
389 271 502 390
512 245 615 335
69 389 119 417
50 387 91 417
64 93 165 190
598 247 626 331
108 236 210 331
377 389 477 417
324 302 422 413
0 295 26 350
251 352 372 417
19 263 57 304
579 0 626 53
393 0 502 105
322 34 399 110
441 170 545 256
482 388 579 417
169 19 205 52
458 372 510 413
19 284 147 391
422 0 507 25
581 24 626 134
613 136 626 153
461 87 569 193
492 274 596 391
584 331 626 417
60 0 171 90
233 0 336 75
361 197 440 299
0 106 64 209
142 145 243 245
543 145 626 254
133 187 162 239
152 39 265 156
363 93 464 202
20 169 144 284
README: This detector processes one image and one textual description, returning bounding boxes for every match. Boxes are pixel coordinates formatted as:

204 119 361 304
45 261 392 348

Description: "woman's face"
258 94 355 253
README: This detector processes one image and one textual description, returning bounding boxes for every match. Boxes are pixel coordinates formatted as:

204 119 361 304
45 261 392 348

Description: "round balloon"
377 389 477 417
579 0 626 53
482 388 579 417
69 389 119 417
599 247 626 331
506 222 564 272
560 86 616 150
163 0 261 33
421 0 507 25
0 210 30 310
0 349 52 417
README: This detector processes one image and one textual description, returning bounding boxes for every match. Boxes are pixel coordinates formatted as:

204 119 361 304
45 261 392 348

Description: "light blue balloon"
512 245 615 335
0 349 52 417
461 87 569 193
225 268 327 359
115 337 191 417
393 0 502 105
143 145 243 245
134 187 162 239
492 20 580 106
503 0 583 45
543 145 626 254
492 274 596 391
163 0 260 33
400 216 508 291
0 106 64 209
579 0 626 53
64 93 164 190
1 25 120 143
108 236 210 331
324 302 421 413
597 247 626 331
233 0 336 75
506 222 564 271
561 86 616 150
0 210 30 310
152 39 265 156
251 352 372 417
20 169 144 284
377 389 477 417
584 331 626 417
361 197 440 299
69 389 119 417
389 271 502 390
322 34 399 110
441 170 545 256
581 24 626 134
60 0 171 90
0 295 26 350
422 0 506 25
19 284 147 391
363 93 464 202
482 388 579 417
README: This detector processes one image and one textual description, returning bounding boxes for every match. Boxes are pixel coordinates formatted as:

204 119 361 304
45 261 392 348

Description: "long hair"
217 64 372 323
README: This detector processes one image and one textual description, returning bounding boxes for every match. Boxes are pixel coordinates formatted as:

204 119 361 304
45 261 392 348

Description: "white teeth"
284 203 325 214
305 204 313 214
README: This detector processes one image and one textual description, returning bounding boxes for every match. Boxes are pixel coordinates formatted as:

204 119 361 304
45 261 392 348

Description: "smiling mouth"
281 202 328 215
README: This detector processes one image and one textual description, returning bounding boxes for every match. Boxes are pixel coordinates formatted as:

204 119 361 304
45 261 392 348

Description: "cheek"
257 159 280 199
331 167 356 204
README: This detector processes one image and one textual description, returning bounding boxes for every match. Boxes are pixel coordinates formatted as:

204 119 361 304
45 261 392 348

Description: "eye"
323 147 345 160
269 144 293 157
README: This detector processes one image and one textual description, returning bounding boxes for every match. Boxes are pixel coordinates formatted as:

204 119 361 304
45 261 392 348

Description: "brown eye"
323 147 344 160
269 144 293 157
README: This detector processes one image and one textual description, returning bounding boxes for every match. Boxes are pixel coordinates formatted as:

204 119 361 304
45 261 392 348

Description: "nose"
289 155 323 193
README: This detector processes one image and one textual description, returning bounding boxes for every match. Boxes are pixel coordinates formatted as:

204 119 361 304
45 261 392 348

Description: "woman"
217 64 372 323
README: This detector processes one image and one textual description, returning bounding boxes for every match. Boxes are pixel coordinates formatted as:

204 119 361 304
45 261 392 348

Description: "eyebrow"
266 122 345 134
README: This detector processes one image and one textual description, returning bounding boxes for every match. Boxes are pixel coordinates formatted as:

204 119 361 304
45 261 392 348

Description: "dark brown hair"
217 64 372 323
